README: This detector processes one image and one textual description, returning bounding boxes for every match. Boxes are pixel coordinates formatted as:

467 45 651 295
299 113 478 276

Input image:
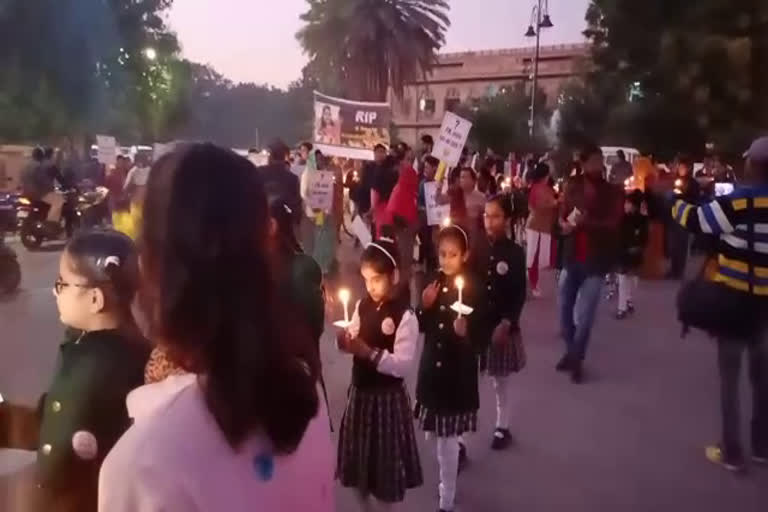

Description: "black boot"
556 354 572 372
491 428 514 450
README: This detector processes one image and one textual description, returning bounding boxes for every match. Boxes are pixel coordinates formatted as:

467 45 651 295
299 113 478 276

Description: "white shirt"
98 375 335 512
344 301 419 378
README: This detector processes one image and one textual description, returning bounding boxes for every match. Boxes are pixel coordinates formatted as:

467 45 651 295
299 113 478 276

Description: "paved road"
2 238 767 511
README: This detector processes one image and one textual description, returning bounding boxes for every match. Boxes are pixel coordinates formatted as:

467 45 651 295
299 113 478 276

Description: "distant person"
21 146 66 235
257 139 302 224
608 149 633 185
666 155 700 279
526 162 558 298
615 190 648 319
98 144 334 512
387 143 420 296
355 143 387 220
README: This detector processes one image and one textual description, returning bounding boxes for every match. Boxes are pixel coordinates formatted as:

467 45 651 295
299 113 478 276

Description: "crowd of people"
1 134 767 512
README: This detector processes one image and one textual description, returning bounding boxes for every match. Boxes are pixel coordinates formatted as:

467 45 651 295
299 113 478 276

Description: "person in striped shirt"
671 136 768 472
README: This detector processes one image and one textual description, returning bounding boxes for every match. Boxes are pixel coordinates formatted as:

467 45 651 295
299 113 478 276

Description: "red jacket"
386 163 419 226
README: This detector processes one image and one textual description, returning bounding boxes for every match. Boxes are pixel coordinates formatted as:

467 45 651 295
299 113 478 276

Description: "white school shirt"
344 300 419 378
98 374 335 512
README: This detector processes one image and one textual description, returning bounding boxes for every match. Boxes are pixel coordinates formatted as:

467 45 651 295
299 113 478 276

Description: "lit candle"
442 217 452 228
339 288 351 324
455 276 465 310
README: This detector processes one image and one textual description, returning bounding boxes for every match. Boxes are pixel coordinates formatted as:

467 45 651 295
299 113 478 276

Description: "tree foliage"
457 83 551 156
0 0 182 144
563 0 768 158
296 0 450 101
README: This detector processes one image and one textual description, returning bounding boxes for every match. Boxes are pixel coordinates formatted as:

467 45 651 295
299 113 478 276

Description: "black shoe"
616 310 628 320
571 361 584 384
491 428 514 450
458 442 468 474
556 354 572 372
627 302 635 313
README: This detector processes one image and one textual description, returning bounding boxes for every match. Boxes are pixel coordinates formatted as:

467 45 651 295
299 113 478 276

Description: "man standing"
387 144 419 300
608 149 633 186
257 139 302 225
558 144 623 383
666 155 701 279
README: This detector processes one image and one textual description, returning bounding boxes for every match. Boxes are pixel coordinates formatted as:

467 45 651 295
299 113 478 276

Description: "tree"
0 0 183 144
576 0 768 158
296 0 450 101
456 83 551 156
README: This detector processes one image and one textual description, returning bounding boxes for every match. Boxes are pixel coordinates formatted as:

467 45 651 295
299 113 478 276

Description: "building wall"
391 43 590 145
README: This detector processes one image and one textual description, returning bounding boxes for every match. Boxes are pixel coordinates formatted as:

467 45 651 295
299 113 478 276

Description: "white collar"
126 373 197 422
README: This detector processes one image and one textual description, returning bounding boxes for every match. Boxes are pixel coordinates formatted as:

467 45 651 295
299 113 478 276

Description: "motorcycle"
0 191 19 234
18 186 110 250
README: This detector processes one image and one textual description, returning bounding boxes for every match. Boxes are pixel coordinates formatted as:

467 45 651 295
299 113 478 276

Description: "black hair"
268 139 289 162
374 143 387 152
438 224 469 253
421 134 434 146
616 149 626 160
299 142 313 152
269 197 302 255
32 147 44 162
529 162 550 183
579 143 602 163
65 229 139 321
361 226 399 275
487 193 513 219
43 147 54 160
424 155 439 169
141 143 319 454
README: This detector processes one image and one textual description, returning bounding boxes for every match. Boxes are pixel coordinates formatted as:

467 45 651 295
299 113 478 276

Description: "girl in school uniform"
336 232 423 509
479 194 527 450
415 223 485 512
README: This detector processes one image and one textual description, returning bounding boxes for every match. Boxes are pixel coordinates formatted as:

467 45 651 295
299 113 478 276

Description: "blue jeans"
559 263 604 361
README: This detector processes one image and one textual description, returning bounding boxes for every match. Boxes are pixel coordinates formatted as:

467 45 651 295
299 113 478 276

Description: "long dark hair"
140 143 319 453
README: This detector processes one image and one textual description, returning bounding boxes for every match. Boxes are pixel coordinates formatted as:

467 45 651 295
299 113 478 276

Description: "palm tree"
296 0 450 101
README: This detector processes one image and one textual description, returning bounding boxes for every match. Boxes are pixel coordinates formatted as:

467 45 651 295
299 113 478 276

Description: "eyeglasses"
53 278 95 296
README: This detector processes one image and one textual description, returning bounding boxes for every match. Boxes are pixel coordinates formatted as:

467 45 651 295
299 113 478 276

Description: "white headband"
368 242 397 268
441 224 469 246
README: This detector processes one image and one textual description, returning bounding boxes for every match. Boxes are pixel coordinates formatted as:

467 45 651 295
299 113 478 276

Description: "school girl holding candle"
336 230 423 509
415 223 486 512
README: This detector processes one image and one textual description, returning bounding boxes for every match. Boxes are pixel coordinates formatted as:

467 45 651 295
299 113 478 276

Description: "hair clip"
98 256 121 268
379 236 394 243
283 204 293 215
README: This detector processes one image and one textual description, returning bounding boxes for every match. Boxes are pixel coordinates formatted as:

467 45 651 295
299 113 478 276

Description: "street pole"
529 0 542 139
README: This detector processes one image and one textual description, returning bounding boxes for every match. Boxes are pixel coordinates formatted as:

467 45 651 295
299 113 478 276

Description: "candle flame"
442 217 452 228
455 276 464 289
338 288 350 303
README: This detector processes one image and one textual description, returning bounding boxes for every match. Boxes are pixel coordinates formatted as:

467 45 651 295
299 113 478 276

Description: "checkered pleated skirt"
337 383 423 503
413 402 478 437
480 334 526 377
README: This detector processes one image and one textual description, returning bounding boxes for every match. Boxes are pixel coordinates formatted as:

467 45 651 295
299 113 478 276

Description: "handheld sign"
424 181 450 227
307 171 335 213
95 135 118 167
433 112 472 167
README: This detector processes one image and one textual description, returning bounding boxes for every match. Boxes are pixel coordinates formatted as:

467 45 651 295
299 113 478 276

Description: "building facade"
390 43 590 145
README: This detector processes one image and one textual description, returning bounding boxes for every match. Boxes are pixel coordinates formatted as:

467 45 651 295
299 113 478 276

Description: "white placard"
96 135 117 166
350 216 372 247
424 181 450 226
307 171 335 213
432 112 472 167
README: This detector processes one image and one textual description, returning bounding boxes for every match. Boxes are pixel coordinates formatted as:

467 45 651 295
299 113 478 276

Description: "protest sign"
313 91 391 160
307 170 335 213
350 215 372 248
95 135 118 166
432 112 472 167
424 181 450 226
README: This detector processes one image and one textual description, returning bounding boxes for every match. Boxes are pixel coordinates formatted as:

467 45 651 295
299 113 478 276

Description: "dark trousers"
667 223 690 278
717 336 768 460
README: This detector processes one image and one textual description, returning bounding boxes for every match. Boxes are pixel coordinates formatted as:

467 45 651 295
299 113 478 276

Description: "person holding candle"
415 223 485 512
478 194 527 450
336 229 423 508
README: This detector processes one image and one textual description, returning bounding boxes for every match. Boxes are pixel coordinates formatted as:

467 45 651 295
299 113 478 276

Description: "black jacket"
416 271 485 413
257 163 302 223
478 237 526 332
618 212 649 270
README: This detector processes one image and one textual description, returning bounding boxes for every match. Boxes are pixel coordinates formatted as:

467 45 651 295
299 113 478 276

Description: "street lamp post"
525 0 553 139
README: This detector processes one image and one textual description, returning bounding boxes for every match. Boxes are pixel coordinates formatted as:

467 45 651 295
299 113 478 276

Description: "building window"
444 87 461 112
419 95 436 118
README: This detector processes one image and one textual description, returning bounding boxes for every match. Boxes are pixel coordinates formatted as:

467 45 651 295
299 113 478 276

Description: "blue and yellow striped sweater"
672 186 768 296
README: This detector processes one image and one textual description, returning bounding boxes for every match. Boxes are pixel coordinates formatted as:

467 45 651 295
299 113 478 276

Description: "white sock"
436 436 460 510
492 376 511 430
